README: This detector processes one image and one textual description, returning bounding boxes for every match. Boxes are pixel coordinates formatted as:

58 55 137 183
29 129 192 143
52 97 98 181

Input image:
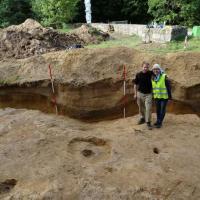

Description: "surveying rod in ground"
123 65 126 119
48 64 58 115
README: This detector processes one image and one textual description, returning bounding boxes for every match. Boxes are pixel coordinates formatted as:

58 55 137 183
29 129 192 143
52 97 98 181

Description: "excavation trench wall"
0 49 200 120
0 79 199 121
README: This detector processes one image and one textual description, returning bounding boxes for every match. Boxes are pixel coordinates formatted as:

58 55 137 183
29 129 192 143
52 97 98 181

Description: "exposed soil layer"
0 85 198 121
0 47 200 120
0 108 200 199
0 79 199 121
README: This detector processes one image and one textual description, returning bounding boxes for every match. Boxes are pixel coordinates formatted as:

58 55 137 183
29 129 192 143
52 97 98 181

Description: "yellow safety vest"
152 74 168 99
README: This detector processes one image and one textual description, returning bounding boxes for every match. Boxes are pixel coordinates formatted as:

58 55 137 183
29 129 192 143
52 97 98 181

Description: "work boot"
137 118 145 125
155 123 162 128
147 122 153 130
153 122 159 126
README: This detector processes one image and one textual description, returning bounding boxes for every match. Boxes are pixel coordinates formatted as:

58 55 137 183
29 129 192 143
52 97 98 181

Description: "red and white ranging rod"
123 65 127 118
48 64 58 115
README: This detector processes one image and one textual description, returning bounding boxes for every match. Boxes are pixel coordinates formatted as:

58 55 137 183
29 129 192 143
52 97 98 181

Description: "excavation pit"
153 147 160 154
0 179 17 194
82 149 94 157
0 86 199 122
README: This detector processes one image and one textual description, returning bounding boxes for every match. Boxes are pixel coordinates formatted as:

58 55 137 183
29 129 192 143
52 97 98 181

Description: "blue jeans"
155 99 168 125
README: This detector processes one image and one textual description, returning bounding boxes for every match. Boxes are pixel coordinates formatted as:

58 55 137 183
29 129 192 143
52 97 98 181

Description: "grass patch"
87 34 200 53
57 24 74 33
0 75 20 86
87 35 141 49
147 36 200 54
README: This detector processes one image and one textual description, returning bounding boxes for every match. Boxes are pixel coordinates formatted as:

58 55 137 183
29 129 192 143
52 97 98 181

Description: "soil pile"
0 19 83 59
72 24 110 44
0 19 109 59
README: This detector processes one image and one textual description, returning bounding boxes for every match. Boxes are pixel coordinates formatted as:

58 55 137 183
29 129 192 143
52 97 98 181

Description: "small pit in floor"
153 147 160 154
82 149 94 157
0 179 17 194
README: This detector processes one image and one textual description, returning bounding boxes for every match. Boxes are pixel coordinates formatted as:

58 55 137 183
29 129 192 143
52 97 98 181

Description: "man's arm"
133 73 139 99
134 84 138 99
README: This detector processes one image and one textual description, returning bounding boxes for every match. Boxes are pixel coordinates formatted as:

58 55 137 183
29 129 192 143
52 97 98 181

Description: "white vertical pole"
84 0 92 24
48 64 58 115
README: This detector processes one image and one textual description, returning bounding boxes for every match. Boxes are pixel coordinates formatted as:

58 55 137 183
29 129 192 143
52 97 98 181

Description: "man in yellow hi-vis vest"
152 64 172 128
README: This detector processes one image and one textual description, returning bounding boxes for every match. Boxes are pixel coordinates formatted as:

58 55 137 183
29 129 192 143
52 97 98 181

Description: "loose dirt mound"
0 19 109 59
72 24 110 44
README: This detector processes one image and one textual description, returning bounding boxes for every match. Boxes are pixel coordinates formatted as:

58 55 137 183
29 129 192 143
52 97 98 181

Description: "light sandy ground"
0 108 200 199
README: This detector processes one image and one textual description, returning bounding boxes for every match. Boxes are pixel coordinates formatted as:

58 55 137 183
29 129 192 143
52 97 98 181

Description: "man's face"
142 64 149 73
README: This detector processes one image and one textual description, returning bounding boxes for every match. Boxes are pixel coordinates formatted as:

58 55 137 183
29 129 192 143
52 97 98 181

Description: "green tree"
91 0 124 22
148 0 181 24
122 0 152 24
0 0 33 27
72 0 85 22
31 0 80 28
148 0 200 26
74 0 152 24
180 0 200 26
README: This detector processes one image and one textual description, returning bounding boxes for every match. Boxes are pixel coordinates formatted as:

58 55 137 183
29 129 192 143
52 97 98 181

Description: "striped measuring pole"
48 64 58 115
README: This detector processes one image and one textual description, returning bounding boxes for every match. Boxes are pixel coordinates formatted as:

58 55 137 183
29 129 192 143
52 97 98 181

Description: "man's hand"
168 99 172 104
134 94 137 100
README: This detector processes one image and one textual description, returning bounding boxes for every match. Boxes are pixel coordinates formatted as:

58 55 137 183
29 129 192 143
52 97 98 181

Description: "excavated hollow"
0 81 198 122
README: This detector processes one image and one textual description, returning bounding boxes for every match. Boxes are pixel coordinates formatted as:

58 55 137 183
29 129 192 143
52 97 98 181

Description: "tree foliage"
122 0 152 24
180 0 200 26
148 0 200 26
0 0 33 27
31 0 80 28
76 0 151 24
91 0 124 22
0 0 200 28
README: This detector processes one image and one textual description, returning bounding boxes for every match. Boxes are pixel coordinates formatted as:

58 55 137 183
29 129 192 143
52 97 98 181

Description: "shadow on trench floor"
80 100 200 122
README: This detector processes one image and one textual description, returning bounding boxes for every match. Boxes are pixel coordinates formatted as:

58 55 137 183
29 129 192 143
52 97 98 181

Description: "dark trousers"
155 99 168 125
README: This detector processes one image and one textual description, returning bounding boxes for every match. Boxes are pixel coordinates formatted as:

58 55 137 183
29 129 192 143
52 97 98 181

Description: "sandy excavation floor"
0 108 200 199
